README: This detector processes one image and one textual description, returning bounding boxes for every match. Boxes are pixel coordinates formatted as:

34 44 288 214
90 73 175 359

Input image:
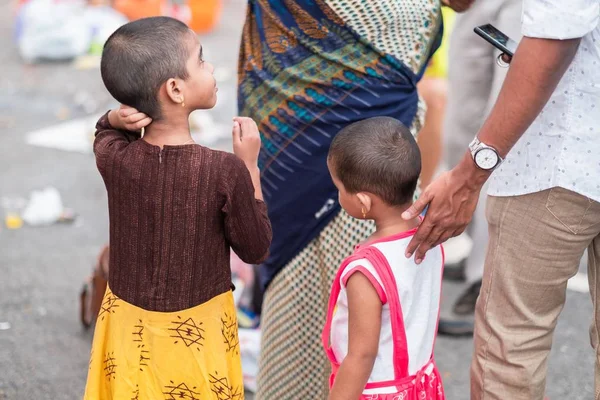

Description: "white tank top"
330 229 444 395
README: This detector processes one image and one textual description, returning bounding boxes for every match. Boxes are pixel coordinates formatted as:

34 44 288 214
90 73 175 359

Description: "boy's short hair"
101 17 191 120
328 116 421 206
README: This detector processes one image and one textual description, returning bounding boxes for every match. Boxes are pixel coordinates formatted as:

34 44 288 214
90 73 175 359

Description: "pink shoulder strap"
322 246 410 379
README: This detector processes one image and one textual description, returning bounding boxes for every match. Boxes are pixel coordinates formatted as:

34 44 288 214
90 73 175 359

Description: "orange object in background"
111 0 222 33
112 0 165 20
188 0 222 33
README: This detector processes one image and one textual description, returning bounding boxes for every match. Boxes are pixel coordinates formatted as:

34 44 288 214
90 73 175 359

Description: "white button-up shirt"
488 0 600 202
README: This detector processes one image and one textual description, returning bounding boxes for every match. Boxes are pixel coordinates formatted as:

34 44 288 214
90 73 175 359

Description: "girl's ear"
165 78 184 105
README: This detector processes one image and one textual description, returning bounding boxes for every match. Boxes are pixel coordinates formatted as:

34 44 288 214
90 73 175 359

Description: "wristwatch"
469 137 503 171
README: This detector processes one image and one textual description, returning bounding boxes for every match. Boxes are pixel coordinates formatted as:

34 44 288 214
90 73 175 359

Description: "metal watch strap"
469 137 482 154
469 137 504 170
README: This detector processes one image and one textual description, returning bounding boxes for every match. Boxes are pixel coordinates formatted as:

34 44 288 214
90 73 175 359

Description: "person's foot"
453 279 482 316
443 259 466 282
437 318 474 337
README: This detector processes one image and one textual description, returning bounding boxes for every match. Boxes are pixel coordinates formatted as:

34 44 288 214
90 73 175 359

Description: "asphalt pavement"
0 1 596 399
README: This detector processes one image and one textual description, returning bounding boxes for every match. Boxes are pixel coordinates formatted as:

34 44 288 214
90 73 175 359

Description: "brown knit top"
94 113 272 312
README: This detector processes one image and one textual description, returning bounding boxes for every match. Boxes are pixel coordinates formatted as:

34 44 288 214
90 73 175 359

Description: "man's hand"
107 105 152 132
442 0 475 12
403 36 581 263
500 53 513 64
402 156 487 263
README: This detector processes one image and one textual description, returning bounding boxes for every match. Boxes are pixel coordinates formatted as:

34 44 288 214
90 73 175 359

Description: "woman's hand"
108 105 152 132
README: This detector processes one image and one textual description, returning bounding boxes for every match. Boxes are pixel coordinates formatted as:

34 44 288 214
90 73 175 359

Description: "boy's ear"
165 78 184 105
356 192 372 213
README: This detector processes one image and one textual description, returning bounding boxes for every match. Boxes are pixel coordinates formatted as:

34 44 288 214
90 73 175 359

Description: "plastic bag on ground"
17 0 91 62
22 187 64 226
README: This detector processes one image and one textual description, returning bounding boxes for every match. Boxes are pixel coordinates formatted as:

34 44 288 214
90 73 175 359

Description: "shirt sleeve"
340 259 387 304
522 0 600 39
93 111 140 179
222 157 273 265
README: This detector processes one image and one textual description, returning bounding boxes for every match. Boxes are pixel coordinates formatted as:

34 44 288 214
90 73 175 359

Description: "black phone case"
474 26 515 57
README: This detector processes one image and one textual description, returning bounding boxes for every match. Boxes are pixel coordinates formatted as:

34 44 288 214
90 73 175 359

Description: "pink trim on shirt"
431 243 445 351
342 266 388 304
357 227 418 249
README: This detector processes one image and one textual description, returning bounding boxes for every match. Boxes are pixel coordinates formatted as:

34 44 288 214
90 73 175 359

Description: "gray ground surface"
0 2 595 399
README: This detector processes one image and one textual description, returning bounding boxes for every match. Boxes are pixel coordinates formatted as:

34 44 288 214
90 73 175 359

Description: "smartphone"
474 24 518 57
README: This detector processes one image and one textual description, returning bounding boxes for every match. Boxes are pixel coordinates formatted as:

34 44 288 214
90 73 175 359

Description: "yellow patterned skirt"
84 287 244 400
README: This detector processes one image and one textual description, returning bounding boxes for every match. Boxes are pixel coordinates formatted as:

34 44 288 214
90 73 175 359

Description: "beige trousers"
471 188 600 399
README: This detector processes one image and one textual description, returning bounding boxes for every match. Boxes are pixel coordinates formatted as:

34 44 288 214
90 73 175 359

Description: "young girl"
323 117 445 400
84 17 271 399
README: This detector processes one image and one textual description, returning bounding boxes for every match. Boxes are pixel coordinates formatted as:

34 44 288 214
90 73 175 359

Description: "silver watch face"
474 148 499 170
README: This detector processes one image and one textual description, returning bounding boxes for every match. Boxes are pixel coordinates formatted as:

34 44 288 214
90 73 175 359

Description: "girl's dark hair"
100 17 191 120
328 116 421 206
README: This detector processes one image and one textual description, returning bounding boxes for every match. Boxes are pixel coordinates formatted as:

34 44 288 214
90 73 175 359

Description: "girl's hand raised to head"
232 117 261 169
108 105 152 132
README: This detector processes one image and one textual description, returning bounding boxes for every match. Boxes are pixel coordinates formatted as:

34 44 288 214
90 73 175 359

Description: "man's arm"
403 36 581 263
476 37 580 158
446 36 581 192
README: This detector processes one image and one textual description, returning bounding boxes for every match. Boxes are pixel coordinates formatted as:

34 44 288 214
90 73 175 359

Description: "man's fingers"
402 190 432 220
432 229 457 249
454 225 467 237
414 227 444 264
405 218 434 258
501 53 513 64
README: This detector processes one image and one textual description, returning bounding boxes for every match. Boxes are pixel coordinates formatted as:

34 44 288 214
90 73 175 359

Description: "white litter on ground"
567 272 589 294
22 187 65 226
26 115 98 154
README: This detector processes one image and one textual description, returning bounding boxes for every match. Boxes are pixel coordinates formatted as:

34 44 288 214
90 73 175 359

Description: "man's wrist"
456 151 491 190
